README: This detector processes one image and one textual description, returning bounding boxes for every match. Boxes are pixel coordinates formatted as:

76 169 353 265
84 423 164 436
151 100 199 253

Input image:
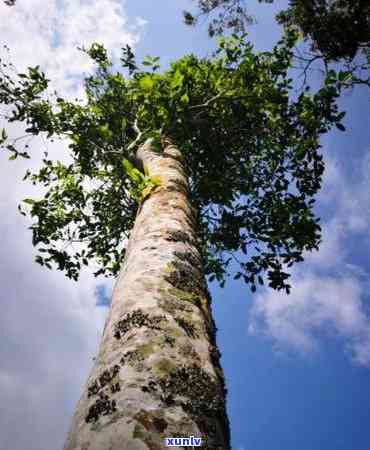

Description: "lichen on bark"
63 138 230 450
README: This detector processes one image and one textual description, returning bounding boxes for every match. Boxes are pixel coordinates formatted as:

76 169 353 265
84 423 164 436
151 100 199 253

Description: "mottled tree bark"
63 138 230 450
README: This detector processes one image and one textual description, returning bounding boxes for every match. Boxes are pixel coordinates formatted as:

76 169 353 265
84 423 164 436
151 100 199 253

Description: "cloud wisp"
249 151 370 366
0 0 145 95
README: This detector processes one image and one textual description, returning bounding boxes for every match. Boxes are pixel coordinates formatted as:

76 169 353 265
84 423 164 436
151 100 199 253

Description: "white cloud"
250 151 370 366
0 205 109 450
0 1 144 449
250 272 370 362
0 0 143 95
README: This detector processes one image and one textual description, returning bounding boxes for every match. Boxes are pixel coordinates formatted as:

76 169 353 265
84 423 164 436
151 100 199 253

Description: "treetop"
0 32 345 292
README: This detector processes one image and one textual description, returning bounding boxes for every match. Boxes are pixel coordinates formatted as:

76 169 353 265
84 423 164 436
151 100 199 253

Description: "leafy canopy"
185 0 370 88
0 32 345 292
276 0 370 62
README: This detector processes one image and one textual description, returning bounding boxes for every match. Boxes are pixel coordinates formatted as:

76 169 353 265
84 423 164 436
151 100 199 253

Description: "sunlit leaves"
0 33 344 291
85 43 110 67
122 157 161 201
142 55 160 72
139 74 155 92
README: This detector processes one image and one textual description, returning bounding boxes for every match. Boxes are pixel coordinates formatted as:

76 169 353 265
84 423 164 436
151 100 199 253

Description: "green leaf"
337 111 346 121
180 93 189 104
99 123 111 138
336 123 345 131
338 71 352 83
142 56 160 70
170 70 184 90
22 198 35 205
139 75 154 91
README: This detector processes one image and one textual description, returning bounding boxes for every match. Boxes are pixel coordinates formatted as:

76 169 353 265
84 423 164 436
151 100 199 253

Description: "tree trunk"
63 137 230 450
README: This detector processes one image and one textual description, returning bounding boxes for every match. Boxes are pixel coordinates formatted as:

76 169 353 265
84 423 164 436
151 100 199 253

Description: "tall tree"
0 33 344 449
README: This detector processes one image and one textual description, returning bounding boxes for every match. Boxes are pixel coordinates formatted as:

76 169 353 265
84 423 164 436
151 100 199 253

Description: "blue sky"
0 1 370 450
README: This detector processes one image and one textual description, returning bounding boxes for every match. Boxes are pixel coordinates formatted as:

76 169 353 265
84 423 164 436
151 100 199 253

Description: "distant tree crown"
185 0 370 89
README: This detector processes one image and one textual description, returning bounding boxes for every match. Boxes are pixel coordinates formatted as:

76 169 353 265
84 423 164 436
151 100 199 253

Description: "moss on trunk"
63 138 230 450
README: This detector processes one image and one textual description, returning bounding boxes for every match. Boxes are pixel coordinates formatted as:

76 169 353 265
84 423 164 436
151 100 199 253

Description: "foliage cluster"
185 0 370 88
0 32 345 292
277 0 370 61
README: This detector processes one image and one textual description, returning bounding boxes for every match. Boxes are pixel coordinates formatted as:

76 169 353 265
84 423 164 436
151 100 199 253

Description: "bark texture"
63 138 230 450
